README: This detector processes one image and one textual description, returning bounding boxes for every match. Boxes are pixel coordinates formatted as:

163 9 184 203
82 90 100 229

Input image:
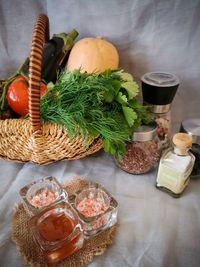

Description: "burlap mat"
12 176 117 267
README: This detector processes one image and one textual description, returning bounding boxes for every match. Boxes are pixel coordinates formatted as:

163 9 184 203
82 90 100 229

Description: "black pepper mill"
141 72 179 149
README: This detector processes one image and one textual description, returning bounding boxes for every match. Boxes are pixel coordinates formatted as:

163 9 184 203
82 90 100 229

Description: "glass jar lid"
132 123 157 142
180 118 200 145
141 72 179 87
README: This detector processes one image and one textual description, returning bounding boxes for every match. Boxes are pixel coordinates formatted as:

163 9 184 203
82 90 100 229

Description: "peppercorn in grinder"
141 72 179 149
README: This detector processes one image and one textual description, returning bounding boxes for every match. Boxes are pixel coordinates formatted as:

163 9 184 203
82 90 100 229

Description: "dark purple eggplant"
41 29 78 83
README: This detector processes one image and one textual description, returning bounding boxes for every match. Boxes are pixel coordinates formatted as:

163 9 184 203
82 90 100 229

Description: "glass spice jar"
156 133 195 197
115 123 161 174
20 176 68 216
72 182 118 238
141 72 179 149
180 118 200 179
30 201 84 265
150 105 172 149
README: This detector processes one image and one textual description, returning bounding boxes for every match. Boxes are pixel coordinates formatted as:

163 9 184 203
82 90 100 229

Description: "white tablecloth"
0 1 200 266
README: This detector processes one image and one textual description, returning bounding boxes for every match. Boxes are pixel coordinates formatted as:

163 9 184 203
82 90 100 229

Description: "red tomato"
6 75 47 116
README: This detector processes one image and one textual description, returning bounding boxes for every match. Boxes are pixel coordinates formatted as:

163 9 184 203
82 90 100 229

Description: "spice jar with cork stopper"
156 133 195 197
141 72 179 149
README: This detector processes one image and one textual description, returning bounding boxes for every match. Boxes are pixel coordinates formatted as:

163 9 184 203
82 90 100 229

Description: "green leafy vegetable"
122 106 137 127
116 92 128 105
122 81 139 99
40 69 150 157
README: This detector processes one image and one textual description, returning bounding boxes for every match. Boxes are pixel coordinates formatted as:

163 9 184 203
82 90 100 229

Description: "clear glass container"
30 201 84 265
20 176 68 216
115 123 161 174
151 106 171 149
156 133 195 197
71 182 118 238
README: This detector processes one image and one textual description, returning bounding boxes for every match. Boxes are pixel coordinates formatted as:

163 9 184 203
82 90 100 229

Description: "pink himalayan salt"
77 196 108 217
28 188 59 208
77 196 109 230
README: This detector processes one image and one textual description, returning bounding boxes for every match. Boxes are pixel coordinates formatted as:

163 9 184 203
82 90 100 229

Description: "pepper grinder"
141 72 179 149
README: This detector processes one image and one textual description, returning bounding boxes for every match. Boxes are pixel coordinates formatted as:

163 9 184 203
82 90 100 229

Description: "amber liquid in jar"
37 211 82 265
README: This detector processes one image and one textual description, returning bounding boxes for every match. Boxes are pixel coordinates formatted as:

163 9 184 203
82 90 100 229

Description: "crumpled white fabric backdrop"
0 0 200 266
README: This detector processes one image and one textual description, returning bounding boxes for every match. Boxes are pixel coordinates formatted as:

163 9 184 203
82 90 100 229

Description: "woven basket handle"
29 14 49 132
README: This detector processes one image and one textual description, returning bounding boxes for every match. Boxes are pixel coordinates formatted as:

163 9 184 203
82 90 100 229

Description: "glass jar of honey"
30 201 84 265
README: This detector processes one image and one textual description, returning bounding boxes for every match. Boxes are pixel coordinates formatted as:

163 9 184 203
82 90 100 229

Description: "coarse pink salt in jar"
28 188 59 208
20 176 68 216
77 192 109 229
74 184 118 238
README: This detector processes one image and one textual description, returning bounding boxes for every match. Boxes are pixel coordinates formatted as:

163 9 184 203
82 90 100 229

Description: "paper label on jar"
156 163 186 194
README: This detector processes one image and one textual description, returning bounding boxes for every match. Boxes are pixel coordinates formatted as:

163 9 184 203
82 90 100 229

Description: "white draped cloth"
0 1 200 266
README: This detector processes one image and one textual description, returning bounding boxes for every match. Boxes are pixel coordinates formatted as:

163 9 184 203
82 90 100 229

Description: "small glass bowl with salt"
19 176 68 216
72 182 118 238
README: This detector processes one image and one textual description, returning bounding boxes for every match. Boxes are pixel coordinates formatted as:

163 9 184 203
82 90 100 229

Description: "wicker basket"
0 14 102 164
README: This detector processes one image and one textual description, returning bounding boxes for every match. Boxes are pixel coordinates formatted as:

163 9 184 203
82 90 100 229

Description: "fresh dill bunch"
40 69 150 157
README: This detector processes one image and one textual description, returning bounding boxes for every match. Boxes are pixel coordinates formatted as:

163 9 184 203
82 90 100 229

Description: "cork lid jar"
173 133 193 155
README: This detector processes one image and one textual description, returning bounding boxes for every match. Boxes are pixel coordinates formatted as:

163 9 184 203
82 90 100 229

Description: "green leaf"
122 106 137 127
110 80 122 95
115 141 126 160
128 98 142 108
121 81 139 99
116 92 128 105
103 139 112 152
103 139 120 155
119 72 134 82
